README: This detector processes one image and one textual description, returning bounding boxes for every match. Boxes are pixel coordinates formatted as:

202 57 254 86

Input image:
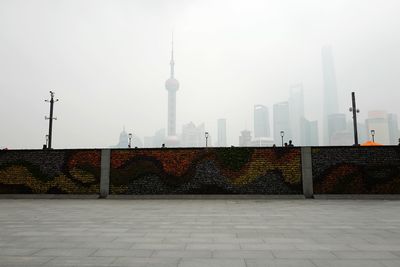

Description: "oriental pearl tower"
165 35 180 146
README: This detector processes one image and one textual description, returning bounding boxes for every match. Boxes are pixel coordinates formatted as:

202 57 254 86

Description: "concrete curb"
0 194 100 199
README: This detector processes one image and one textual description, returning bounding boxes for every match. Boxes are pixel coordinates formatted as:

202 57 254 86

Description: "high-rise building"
289 84 305 145
322 46 339 145
239 130 252 147
165 35 180 147
254 105 270 138
366 111 390 144
388 113 399 145
153 128 166 147
114 127 143 148
302 119 319 146
181 122 205 147
273 101 291 146
327 113 347 145
217 119 227 147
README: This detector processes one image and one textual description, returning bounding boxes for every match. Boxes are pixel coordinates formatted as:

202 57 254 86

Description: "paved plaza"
1 199 400 267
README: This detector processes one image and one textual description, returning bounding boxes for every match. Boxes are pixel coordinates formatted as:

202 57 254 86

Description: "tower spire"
170 32 175 78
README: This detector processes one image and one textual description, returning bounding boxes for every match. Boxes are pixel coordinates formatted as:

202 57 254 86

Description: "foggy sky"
1 0 399 148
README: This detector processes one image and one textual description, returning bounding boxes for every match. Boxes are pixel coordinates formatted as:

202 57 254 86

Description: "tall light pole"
128 133 132 148
280 131 284 147
349 92 360 146
371 130 375 143
205 132 209 147
45 91 58 149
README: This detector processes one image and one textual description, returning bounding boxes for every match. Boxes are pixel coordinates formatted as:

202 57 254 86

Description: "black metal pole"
45 91 58 149
48 93 54 149
351 92 359 146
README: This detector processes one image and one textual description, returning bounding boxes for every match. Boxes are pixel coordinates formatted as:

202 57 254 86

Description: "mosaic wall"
110 148 303 194
0 150 101 194
312 147 400 194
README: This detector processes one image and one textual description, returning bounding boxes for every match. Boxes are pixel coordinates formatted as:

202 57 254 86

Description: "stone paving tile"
332 251 399 260
0 256 53 267
0 248 41 256
43 256 117 266
152 250 212 258
272 250 338 259
178 258 246 267
110 257 180 267
212 250 274 259
380 260 400 267
245 259 317 267
34 248 97 257
312 259 386 267
186 243 240 250
92 248 153 257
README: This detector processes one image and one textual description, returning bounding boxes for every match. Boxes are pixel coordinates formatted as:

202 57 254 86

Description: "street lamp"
371 130 375 143
205 132 209 147
128 133 132 148
280 131 284 147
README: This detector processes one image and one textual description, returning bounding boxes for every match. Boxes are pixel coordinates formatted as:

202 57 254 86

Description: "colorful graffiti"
110 148 303 194
312 147 400 194
0 150 101 194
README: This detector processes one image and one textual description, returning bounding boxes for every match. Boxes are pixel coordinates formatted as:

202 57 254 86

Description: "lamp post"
128 133 132 148
205 132 209 148
371 130 375 143
280 131 284 147
349 92 360 146
45 91 58 149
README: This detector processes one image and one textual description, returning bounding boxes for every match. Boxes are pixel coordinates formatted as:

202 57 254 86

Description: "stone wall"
109 148 302 194
312 146 400 194
0 150 101 194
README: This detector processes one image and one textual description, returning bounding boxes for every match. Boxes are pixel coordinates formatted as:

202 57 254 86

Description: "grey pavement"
1 199 400 266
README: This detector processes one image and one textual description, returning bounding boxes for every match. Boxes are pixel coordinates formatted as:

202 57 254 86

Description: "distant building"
251 137 274 147
153 128 166 147
388 113 399 145
366 111 390 144
114 127 143 148
301 119 319 146
273 101 291 146
327 113 347 145
181 122 205 147
254 105 270 138
239 130 252 147
217 119 227 147
289 84 305 145
322 46 339 145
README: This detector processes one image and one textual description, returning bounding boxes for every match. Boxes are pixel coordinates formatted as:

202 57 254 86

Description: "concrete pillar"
301 147 314 198
100 149 111 198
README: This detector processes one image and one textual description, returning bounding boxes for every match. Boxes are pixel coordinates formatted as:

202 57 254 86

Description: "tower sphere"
165 77 179 91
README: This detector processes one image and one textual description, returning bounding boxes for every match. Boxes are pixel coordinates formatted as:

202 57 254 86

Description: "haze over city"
1 0 399 148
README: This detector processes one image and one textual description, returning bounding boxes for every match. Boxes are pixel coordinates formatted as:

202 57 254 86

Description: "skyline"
1 0 400 148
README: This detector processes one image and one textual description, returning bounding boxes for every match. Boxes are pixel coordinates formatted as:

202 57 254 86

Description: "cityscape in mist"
1 0 400 149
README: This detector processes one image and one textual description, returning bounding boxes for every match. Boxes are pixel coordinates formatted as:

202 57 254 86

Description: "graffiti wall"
110 148 303 194
312 147 400 194
0 150 101 194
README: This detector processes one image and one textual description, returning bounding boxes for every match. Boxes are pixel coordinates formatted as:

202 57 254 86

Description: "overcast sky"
1 0 399 148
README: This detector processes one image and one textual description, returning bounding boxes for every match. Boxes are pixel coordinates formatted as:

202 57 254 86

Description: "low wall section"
0 146 399 197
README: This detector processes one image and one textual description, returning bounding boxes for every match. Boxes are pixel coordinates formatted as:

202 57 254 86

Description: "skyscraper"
239 130 252 147
289 84 305 145
254 105 270 138
388 113 399 145
217 119 227 147
165 34 180 145
273 101 291 146
366 111 390 144
322 46 339 145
